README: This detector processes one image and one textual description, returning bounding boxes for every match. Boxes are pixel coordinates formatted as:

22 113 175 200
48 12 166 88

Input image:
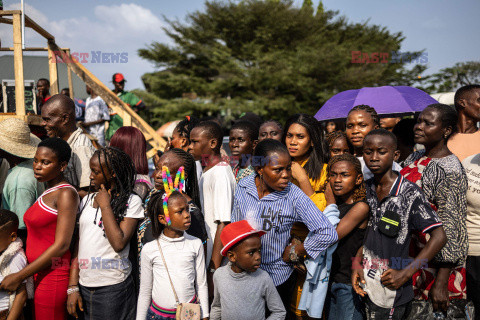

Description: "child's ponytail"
147 191 166 238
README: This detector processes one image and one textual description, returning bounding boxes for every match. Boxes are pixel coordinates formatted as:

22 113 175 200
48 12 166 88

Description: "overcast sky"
0 0 478 94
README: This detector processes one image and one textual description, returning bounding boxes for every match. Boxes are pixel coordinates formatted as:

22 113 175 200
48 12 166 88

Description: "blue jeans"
326 282 365 320
79 275 136 320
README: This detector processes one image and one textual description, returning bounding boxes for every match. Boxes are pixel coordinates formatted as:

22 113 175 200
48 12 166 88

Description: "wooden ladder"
0 10 166 158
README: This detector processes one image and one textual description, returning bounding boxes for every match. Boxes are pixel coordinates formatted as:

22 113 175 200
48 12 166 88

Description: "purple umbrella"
314 86 439 121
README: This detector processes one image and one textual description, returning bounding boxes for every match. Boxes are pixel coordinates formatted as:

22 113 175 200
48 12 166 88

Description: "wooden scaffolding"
0 9 166 157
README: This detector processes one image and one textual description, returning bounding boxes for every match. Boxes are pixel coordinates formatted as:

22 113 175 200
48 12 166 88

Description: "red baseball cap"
220 220 265 256
112 73 126 83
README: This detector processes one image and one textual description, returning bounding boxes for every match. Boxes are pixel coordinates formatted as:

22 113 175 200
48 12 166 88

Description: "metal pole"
21 0 25 49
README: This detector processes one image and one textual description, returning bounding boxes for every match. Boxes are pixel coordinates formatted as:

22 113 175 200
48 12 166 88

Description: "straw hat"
0 118 41 159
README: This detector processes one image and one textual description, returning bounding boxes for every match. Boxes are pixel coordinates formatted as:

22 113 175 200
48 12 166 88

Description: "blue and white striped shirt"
232 175 338 286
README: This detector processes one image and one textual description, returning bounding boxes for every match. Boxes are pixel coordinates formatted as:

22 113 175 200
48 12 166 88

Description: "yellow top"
293 159 328 211
291 159 328 240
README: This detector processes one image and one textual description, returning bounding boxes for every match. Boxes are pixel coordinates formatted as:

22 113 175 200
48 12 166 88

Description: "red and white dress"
24 183 77 320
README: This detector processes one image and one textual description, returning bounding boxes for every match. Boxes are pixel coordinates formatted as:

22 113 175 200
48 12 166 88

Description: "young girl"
136 170 208 320
345 105 401 180
109 126 153 200
67 147 144 320
284 113 328 319
258 120 283 142
324 154 369 320
169 116 200 151
345 105 380 157
138 148 207 254
325 131 353 161
0 138 79 320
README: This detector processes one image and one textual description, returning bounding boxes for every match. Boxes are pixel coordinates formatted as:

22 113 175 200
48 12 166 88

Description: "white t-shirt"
0 251 27 311
463 154 480 255
136 232 209 320
78 193 144 287
199 162 235 263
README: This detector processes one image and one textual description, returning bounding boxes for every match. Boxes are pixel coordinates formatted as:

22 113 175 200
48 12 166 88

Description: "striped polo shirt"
232 174 338 286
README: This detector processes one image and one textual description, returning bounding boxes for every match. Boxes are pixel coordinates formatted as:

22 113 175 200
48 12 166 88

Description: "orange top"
447 130 480 162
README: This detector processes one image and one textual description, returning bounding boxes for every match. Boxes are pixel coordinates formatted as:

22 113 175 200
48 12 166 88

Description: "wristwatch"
289 245 299 263
208 268 216 274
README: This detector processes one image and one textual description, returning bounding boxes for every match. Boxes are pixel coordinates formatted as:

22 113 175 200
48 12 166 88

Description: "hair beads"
161 166 186 226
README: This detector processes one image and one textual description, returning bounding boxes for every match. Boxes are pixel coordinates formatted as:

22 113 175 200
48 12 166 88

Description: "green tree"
137 0 426 126
425 61 480 93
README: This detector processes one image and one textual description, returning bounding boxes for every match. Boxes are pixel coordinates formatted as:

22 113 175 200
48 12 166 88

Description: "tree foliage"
137 0 426 127
424 61 480 93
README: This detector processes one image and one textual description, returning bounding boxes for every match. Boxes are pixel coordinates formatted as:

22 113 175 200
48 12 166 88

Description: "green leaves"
137 0 426 127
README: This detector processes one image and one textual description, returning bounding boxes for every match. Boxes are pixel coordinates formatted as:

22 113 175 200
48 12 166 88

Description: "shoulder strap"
156 238 180 305
41 184 77 198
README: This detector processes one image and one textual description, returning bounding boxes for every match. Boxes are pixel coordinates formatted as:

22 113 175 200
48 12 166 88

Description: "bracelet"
289 245 299 263
67 287 79 295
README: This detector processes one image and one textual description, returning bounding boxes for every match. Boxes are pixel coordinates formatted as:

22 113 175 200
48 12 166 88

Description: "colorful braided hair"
161 166 185 226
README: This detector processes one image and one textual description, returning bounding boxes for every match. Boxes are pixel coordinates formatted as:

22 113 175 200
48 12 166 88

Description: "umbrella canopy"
314 86 439 121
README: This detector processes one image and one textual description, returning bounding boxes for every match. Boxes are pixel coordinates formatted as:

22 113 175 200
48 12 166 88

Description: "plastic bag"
406 299 475 320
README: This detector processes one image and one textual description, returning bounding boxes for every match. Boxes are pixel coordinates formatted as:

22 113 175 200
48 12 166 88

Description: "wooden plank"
123 113 132 126
146 148 158 159
0 114 42 125
12 13 25 116
66 49 74 99
47 45 59 95
0 47 69 51
0 17 12 25
24 15 54 40
47 43 166 154
0 10 22 16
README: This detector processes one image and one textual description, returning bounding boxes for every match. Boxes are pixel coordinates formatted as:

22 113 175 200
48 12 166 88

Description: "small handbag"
156 239 201 320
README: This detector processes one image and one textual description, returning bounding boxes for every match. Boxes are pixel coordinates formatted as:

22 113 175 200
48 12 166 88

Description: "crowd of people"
0 83 478 320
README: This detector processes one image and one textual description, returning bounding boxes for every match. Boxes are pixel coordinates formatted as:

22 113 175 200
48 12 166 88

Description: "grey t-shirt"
211 264 285 320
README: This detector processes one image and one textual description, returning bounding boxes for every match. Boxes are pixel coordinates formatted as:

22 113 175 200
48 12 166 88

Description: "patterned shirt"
232 165 255 183
85 96 110 147
363 174 441 308
231 174 338 286
401 151 468 300
105 91 145 140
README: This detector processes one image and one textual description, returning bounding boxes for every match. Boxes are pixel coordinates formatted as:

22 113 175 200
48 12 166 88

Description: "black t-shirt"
330 202 367 284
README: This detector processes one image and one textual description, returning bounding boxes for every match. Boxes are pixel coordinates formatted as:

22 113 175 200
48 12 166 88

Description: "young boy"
189 121 236 271
211 220 286 320
229 121 259 183
0 210 28 320
352 129 447 319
